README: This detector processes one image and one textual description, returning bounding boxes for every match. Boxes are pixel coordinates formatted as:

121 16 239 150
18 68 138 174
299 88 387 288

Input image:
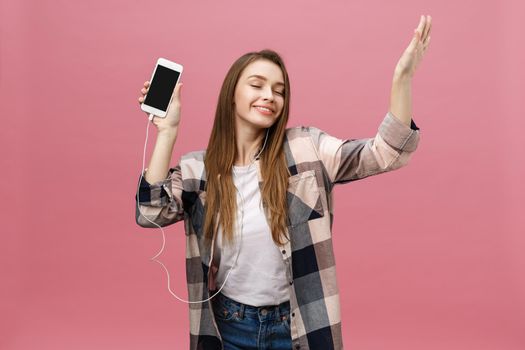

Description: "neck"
234 128 267 166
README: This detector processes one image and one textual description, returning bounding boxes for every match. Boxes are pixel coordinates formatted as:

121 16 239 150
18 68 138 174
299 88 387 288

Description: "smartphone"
141 58 183 118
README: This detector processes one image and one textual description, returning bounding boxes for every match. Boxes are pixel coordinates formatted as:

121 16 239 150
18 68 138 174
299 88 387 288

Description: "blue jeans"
211 292 292 350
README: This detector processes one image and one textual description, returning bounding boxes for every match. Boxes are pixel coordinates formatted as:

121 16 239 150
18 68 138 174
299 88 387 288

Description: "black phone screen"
143 65 180 112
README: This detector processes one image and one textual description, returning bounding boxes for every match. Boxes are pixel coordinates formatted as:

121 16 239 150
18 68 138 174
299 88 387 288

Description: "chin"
236 109 279 129
255 118 278 129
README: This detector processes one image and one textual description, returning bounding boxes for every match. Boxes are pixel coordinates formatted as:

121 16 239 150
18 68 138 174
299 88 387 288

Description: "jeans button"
261 308 268 316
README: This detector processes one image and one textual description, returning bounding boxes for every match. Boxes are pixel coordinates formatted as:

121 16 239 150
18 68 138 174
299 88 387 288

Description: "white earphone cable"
136 114 269 304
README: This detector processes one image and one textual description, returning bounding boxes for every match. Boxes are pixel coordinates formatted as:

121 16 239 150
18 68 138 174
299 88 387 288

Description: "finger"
425 18 432 41
172 82 183 101
144 81 150 87
423 35 431 50
422 20 432 49
408 28 420 51
422 15 432 41
416 15 425 35
409 16 425 48
138 96 144 104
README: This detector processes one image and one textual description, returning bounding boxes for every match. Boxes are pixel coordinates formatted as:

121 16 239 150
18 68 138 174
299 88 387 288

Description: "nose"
262 86 274 101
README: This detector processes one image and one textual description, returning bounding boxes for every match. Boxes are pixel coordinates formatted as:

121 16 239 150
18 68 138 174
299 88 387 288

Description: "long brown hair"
203 49 291 246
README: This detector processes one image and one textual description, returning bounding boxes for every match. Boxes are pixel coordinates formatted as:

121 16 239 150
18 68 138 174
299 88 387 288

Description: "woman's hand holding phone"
138 80 183 133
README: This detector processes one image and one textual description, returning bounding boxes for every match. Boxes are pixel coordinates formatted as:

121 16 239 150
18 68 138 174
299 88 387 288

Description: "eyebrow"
247 74 285 87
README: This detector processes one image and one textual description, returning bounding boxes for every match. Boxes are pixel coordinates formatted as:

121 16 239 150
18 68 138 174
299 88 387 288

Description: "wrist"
393 71 413 83
157 127 179 139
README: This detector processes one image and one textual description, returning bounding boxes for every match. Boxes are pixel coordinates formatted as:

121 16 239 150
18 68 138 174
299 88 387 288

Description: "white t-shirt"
212 163 289 307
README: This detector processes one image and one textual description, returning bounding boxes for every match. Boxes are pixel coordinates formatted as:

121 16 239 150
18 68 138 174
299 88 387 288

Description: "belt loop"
280 300 289 320
279 302 286 321
239 303 245 319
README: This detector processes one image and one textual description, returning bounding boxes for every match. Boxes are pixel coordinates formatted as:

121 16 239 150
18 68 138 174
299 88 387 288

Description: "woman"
136 15 431 350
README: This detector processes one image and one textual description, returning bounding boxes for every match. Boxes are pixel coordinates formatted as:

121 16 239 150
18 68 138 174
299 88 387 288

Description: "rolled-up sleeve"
135 164 185 228
309 111 420 185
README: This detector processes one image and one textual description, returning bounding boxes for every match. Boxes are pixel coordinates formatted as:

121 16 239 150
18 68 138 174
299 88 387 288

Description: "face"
233 59 285 131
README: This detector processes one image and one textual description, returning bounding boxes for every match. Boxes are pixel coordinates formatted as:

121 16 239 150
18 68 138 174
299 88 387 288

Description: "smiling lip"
253 105 274 115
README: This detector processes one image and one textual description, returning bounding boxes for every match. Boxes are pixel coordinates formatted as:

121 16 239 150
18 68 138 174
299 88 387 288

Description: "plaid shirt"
135 111 420 350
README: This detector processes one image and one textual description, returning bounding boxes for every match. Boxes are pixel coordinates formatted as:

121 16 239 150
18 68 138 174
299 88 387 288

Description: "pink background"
1 0 524 349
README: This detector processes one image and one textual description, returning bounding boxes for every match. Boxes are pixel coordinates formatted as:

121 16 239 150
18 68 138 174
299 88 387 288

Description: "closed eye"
251 84 284 96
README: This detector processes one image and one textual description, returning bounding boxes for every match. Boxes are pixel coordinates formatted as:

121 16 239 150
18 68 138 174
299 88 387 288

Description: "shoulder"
284 126 326 165
285 125 336 150
285 125 327 139
285 125 318 145
286 125 313 136
180 150 206 181
182 149 206 162
287 125 346 151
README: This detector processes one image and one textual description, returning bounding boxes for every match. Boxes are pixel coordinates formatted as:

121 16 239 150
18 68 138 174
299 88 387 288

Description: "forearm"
144 128 179 184
389 74 413 127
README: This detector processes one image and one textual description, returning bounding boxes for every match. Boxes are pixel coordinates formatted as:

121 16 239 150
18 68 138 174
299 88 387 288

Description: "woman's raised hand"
138 81 183 132
394 15 432 79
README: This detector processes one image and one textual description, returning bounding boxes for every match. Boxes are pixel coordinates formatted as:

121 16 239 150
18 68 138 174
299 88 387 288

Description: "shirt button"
295 345 301 349
289 281 293 285
282 249 286 254
292 312 295 317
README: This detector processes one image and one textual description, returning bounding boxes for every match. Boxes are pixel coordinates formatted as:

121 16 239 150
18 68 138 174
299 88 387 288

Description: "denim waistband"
212 291 290 321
